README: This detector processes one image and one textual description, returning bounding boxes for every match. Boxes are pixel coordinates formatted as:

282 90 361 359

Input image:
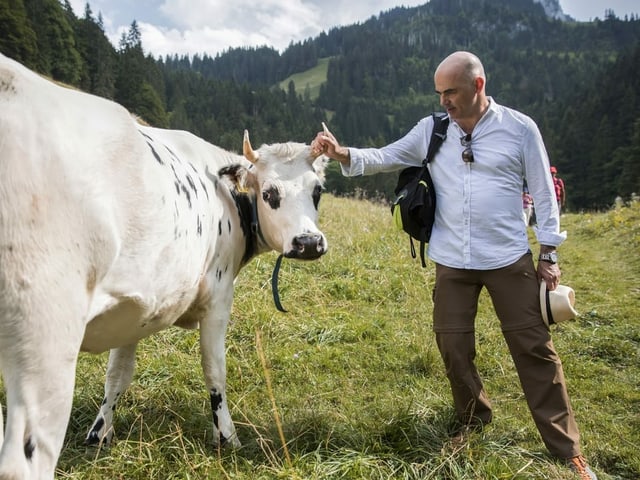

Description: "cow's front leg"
85 343 138 446
200 288 240 448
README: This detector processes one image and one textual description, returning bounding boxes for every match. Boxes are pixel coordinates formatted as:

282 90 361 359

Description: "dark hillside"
0 0 638 208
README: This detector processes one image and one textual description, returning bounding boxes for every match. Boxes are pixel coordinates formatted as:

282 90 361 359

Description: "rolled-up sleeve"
523 119 567 246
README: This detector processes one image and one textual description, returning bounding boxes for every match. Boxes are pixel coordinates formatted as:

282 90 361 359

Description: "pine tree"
0 0 37 65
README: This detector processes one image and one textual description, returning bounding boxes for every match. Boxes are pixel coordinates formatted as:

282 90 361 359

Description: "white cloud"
69 0 639 60
69 0 427 57
135 22 274 58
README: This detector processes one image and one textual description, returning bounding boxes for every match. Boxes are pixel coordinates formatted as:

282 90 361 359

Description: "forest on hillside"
1 0 639 209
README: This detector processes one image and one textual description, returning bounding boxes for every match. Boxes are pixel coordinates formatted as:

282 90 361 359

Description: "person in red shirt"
550 166 566 215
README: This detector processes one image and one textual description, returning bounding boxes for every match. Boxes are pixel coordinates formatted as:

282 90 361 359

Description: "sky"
68 0 639 59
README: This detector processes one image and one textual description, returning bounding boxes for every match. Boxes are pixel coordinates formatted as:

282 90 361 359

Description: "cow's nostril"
286 234 326 259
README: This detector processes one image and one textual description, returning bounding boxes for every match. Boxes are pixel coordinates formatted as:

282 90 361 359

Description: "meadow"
278 57 331 101
8 196 640 479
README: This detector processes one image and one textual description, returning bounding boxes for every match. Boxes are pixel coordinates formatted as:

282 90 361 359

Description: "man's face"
434 69 478 123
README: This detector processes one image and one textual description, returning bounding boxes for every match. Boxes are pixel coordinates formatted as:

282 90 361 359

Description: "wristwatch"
539 252 558 264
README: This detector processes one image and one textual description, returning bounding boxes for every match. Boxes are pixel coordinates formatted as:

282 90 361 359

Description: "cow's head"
222 131 328 260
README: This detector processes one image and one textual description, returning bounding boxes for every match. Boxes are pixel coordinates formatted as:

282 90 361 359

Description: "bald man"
312 51 596 479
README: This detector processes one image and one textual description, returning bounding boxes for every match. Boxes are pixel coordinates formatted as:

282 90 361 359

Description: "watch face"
542 252 557 263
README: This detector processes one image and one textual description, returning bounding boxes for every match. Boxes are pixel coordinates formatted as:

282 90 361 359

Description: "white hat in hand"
540 283 578 326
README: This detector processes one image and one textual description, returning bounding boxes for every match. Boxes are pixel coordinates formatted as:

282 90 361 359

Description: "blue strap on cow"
248 196 287 312
271 253 287 312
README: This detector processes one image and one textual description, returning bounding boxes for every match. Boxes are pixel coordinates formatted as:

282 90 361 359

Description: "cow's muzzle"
285 233 327 260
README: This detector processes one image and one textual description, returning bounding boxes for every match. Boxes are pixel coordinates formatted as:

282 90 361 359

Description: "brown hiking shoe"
566 455 597 480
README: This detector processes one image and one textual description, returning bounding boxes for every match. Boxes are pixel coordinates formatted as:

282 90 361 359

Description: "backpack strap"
425 112 450 164
416 112 450 267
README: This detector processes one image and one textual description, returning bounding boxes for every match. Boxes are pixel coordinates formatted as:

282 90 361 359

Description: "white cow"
0 52 328 479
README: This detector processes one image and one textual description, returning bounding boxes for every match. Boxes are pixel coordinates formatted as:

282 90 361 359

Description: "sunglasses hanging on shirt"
460 134 474 163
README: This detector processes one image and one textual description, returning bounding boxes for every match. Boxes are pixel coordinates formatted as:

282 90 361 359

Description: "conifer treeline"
1 0 639 209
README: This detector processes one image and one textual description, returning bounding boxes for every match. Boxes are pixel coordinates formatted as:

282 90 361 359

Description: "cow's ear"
219 164 256 193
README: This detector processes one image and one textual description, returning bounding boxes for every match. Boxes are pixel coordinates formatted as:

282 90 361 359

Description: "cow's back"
0 56 222 350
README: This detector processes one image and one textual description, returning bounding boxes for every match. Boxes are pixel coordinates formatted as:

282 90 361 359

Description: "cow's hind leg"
85 343 137 447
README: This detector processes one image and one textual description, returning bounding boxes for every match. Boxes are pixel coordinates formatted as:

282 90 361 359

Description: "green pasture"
3 197 639 479
279 57 331 100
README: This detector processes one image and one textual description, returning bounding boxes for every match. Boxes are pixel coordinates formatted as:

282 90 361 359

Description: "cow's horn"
243 130 259 163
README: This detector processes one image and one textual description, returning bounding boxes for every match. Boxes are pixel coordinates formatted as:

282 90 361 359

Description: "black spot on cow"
85 417 105 445
180 184 192 208
174 181 180 195
139 132 152 142
163 144 181 164
210 388 223 429
231 192 257 264
24 436 35 460
186 173 198 199
170 164 180 182
216 268 222 281
145 141 165 165
199 177 210 200
313 184 323 210
262 185 281 209
218 164 257 263
218 164 244 180
218 220 222 236
227 219 231 233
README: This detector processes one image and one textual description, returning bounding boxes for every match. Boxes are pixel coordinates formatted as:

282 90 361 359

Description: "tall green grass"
3 197 639 479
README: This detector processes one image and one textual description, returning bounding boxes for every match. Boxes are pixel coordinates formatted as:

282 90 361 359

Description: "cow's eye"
312 184 323 210
262 185 281 209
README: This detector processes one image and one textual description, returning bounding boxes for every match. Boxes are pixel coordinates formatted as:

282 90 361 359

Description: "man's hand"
311 122 351 166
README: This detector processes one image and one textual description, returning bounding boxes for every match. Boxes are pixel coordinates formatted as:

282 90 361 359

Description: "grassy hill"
279 57 331 100
43 197 640 478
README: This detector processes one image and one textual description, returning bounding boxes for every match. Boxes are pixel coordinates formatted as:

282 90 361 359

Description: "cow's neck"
231 191 268 265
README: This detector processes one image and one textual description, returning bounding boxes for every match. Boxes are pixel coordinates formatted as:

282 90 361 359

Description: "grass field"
279 57 331 100
3 196 639 479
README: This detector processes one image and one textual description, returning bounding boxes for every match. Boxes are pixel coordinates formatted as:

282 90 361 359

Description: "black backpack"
391 112 449 267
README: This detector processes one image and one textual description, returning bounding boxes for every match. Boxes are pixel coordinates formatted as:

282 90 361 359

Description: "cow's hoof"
213 433 241 449
84 430 113 448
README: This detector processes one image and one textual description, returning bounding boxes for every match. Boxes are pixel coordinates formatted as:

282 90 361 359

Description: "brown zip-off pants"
432 252 582 458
